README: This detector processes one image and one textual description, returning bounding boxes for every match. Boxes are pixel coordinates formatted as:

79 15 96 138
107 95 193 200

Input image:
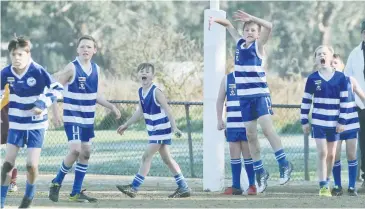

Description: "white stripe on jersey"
146 122 171 132
143 112 167 121
63 91 97 101
63 103 96 112
312 119 337 127
226 111 242 118
226 101 240 107
237 88 270 96
63 116 94 125
9 94 38 104
312 108 339 116
10 121 48 130
234 76 267 84
344 122 360 131
9 108 48 117
313 97 339 104
226 122 245 128
234 65 265 73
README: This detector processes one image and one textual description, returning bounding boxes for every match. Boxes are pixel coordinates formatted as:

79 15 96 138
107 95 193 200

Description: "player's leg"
241 140 256 195
116 143 161 198
9 167 18 192
345 133 358 196
49 128 81 203
224 137 243 195
159 143 190 198
18 147 42 208
332 139 343 196
1 144 20 208
69 127 97 203
19 129 46 208
315 138 331 197
257 97 293 185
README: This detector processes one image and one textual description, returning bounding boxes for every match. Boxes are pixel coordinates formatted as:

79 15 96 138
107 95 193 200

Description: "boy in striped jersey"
216 72 256 195
116 63 191 198
48 35 121 203
1 36 63 208
301 46 349 196
0 83 18 193
331 54 365 196
214 10 293 193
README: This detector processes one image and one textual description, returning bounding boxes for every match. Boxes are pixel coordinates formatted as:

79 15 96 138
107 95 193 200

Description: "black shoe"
116 184 137 198
49 180 61 202
69 189 98 203
331 185 343 196
19 196 32 208
231 187 243 195
348 187 358 196
168 187 191 198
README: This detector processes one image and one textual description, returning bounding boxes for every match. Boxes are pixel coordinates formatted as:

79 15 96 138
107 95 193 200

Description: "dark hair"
8 36 31 53
243 21 261 32
333 53 342 59
77 35 97 48
137 63 155 74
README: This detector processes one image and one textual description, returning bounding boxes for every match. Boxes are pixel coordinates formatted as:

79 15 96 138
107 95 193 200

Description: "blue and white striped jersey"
63 58 98 128
342 77 359 132
225 72 245 133
301 71 349 128
234 39 270 98
0 60 63 130
138 84 172 141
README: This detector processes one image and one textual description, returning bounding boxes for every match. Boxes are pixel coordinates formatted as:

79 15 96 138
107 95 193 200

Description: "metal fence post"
185 104 195 178
304 133 310 181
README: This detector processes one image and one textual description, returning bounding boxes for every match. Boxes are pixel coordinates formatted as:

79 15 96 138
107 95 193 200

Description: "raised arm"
344 52 354 77
216 76 226 130
233 10 272 54
213 18 241 43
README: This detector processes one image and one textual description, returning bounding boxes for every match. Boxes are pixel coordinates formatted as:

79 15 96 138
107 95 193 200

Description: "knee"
1 162 14 174
161 155 172 165
141 153 152 163
347 153 357 161
70 149 81 158
26 164 38 175
81 150 91 160
317 150 327 160
246 131 257 141
327 152 335 162
261 126 274 138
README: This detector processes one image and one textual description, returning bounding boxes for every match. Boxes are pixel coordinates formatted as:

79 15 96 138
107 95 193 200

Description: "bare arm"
52 63 74 86
216 77 226 124
155 89 179 132
233 10 272 54
214 18 241 43
350 76 365 105
124 102 143 127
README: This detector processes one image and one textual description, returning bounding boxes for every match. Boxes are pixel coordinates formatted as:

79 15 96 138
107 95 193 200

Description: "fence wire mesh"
1 101 354 181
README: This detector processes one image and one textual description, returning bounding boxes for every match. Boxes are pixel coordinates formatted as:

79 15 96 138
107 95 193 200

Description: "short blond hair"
314 45 334 58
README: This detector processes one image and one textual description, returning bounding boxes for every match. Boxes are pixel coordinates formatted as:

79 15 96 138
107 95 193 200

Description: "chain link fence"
1 101 357 181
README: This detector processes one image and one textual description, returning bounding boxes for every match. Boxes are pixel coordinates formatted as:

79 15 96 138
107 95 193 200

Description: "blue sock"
25 181 35 199
332 160 342 187
244 158 255 186
253 160 264 174
131 173 145 190
70 163 88 196
230 159 242 189
174 173 188 189
348 160 358 189
1 185 9 208
319 181 328 189
53 161 72 185
275 149 288 167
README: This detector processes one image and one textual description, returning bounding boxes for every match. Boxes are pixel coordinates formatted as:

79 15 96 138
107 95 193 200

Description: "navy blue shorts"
340 130 358 140
148 139 172 145
311 126 339 142
225 130 247 142
7 129 45 148
65 125 95 142
239 96 273 122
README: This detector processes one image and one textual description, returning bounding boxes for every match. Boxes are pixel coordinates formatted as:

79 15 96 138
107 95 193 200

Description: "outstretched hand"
233 10 252 22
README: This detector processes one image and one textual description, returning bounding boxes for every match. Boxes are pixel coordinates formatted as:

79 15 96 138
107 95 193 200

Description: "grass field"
0 130 356 181
3 174 365 208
